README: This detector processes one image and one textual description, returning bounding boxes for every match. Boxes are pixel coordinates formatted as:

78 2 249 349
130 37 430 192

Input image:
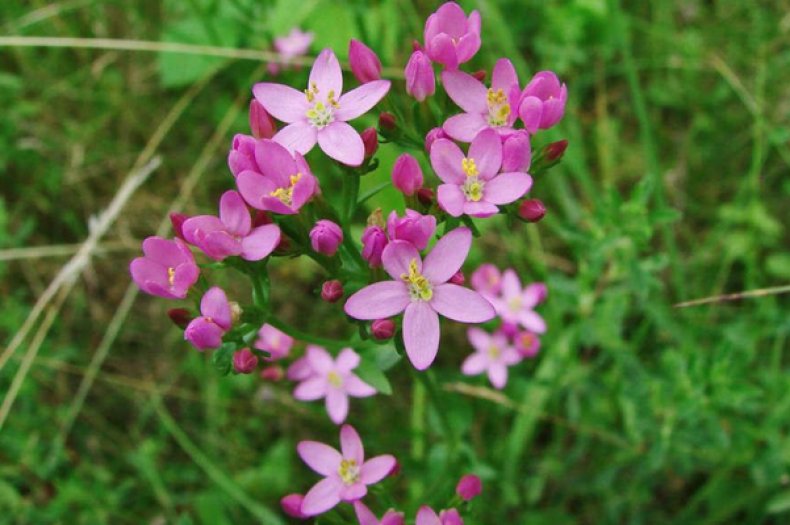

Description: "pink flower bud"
169 213 188 241
248 99 276 139
545 139 568 161
361 127 379 159
471 69 487 82
391 154 423 196
371 319 395 340
167 308 192 329
417 187 435 206
405 50 435 102
321 280 344 303
361 225 388 267
260 365 284 381
233 348 258 374
387 209 436 251
502 130 532 172
349 39 382 83
456 474 482 501
449 270 465 285
309 220 343 256
379 112 396 132
424 127 449 152
518 199 546 222
280 493 308 519
515 331 541 358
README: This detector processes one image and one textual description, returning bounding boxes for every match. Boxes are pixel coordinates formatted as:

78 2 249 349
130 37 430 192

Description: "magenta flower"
253 49 391 166
415 506 464 525
470 263 502 299
184 287 232 351
293 346 377 424
310 219 343 256
441 59 522 142
386 209 436 251
462 328 521 389
130 237 199 299
488 270 547 333
456 474 482 501
361 225 388 268
518 71 568 133
182 190 281 261
405 50 436 102
253 323 294 360
298 424 396 515
349 39 382 84
514 330 541 358
423 1 481 70
431 129 532 218
354 501 404 525
236 139 318 215
391 153 424 196
345 227 495 370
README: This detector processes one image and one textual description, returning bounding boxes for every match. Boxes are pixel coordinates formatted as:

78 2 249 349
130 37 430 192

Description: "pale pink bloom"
518 71 568 133
442 59 522 142
310 219 343 256
236 139 318 215
462 328 521 389
293 346 377 424
423 1 481 69
405 50 435 102
269 28 314 74
349 39 382 83
130 237 199 299
456 474 482 501
254 49 391 166
431 129 532 218
415 506 464 525
254 323 294 360
361 225 388 268
514 330 541 358
488 270 547 333
354 501 404 525
182 190 281 261
502 130 531 172
386 209 436 251
184 287 232 351
298 424 396 515
345 228 495 370
470 263 502 299
391 153 424 196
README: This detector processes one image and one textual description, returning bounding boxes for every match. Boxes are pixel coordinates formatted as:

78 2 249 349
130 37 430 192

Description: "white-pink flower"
253 49 391 166
462 328 521 389
298 424 396 516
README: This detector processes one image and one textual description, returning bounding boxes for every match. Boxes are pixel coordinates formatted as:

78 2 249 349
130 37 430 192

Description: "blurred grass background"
1 0 790 523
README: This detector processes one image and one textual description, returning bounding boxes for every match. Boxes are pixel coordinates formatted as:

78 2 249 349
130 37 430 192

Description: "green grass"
1 0 789 523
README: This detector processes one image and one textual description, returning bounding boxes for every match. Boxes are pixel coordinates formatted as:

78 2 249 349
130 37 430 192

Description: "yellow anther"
402 259 433 301
461 157 479 177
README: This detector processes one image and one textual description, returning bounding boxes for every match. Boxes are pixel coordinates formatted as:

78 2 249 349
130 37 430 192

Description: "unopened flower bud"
260 365 284 381
249 99 276 139
471 69 487 82
391 154 423 196
170 213 188 241
309 220 343 256
233 348 258 374
449 270 465 285
417 187 434 206
280 494 308 519
371 319 395 340
518 199 546 223
167 308 192 329
424 127 448 152
456 474 482 501
321 280 344 303
349 39 382 83
378 112 396 132
361 127 379 159
405 50 435 102
545 139 568 161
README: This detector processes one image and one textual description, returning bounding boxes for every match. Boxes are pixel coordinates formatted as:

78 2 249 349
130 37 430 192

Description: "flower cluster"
130 1 568 522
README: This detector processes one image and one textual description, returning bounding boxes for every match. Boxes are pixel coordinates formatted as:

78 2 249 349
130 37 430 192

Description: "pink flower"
354 501 404 525
386 209 436 251
514 330 541 358
298 424 396 515
431 129 532 218
349 39 382 83
518 71 568 133
233 348 258 374
361 225 388 268
310 219 343 256
254 49 391 166
456 474 482 501
462 328 520 389
488 270 547 332
249 99 276 139
423 1 481 69
254 323 294 360
269 28 314 74
227 134 258 177
415 506 464 525
182 190 281 261
405 50 435 102
130 237 199 299
442 59 522 142
236 139 318 215
502 130 531 172
391 153 424 196
184 287 232 351
345 228 495 370
293 346 377 424
470 263 502 299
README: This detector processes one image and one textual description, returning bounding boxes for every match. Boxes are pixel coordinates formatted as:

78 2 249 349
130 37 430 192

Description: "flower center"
305 82 339 129
488 344 501 359
401 259 433 301
167 267 176 287
327 371 343 388
486 88 511 127
461 157 484 202
269 173 302 206
338 458 360 485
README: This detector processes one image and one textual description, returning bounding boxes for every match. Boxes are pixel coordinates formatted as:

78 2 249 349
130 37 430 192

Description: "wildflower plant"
130 1 566 521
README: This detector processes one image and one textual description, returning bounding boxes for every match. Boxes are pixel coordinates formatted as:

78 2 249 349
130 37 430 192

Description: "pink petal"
403 301 440 370
344 281 410 320
488 363 508 389
294 376 327 401
416 506 441 525
200 287 231 328
422 227 471 284
340 424 364 464
360 454 396 485
240 224 280 261
427 33 458 69
491 58 519 92
340 483 367 502
442 70 488 113
301 477 342 516
326 388 349 424
273 121 318 155
317 121 365 166
468 128 503 179
309 49 343 95
467 327 491 353
335 348 360 373
354 501 379 525
429 138 466 184
381 240 421 280
431 284 495 323
218 190 251 236
483 172 532 204
256 139 296 186
461 352 489 375
345 375 377 397
519 310 547 334
252 82 307 123
297 441 342 476
335 80 391 121
437 184 465 217
307 345 334 374
442 112 488 142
